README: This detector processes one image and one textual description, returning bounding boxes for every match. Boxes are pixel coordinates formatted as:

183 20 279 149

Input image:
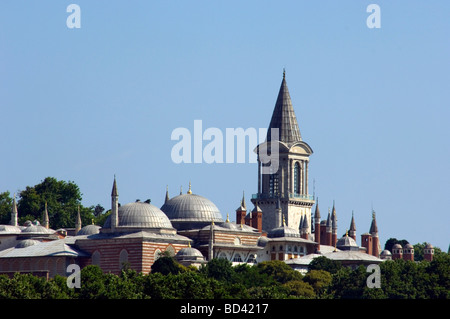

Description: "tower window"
294 162 300 194
269 173 279 196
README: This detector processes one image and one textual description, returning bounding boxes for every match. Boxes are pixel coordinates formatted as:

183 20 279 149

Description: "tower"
43 201 50 229
325 210 332 246
403 243 414 261
235 192 247 225
349 211 356 241
75 205 82 234
251 203 263 232
392 244 403 260
370 211 380 257
331 202 338 247
314 200 321 251
424 243 434 261
252 71 315 232
10 194 18 227
111 176 119 233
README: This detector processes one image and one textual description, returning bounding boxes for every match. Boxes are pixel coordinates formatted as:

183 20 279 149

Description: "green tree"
303 269 332 297
17 177 95 229
151 255 186 275
0 191 13 225
200 258 235 283
308 256 342 274
256 260 303 284
283 280 315 299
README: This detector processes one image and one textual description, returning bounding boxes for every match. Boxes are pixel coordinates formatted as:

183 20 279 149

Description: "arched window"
234 237 241 245
92 251 100 266
247 254 256 264
269 173 279 196
294 162 301 194
119 249 128 269
233 253 243 263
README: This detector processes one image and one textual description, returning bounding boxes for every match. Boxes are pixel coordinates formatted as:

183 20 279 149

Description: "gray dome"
176 247 204 258
392 243 402 249
380 249 392 256
268 225 300 238
257 236 269 247
15 239 40 248
103 202 173 229
21 221 54 234
0 224 22 234
161 194 223 223
77 224 101 236
336 235 358 248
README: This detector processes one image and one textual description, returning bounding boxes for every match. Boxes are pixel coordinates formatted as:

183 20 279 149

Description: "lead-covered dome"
161 193 223 230
77 224 101 236
103 201 174 230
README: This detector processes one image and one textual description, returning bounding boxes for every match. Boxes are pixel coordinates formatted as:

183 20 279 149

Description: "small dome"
336 235 358 248
0 224 22 234
268 225 300 238
77 224 101 236
21 221 54 234
392 244 403 249
404 243 414 249
104 202 174 230
15 239 40 248
257 236 269 247
425 243 433 249
381 249 392 256
176 247 204 258
161 193 223 224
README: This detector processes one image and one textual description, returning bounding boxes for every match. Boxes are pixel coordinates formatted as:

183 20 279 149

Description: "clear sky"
1 1 449 251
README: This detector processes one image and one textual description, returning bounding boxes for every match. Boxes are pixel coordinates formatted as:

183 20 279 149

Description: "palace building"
0 71 431 278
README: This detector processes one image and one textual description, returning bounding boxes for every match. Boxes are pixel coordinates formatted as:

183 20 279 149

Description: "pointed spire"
111 175 118 197
349 211 356 232
326 208 331 227
370 210 378 234
331 201 337 230
241 191 246 210
314 198 321 220
187 181 192 194
266 69 302 144
165 185 170 204
282 215 286 227
226 213 230 223
180 185 183 195
75 205 82 233
10 194 18 227
303 213 309 230
43 201 49 229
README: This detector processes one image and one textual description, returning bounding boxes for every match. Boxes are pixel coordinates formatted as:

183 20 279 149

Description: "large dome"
103 201 174 230
161 193 223 226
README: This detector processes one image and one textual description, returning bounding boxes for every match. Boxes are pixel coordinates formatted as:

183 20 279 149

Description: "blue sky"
1 1 449 251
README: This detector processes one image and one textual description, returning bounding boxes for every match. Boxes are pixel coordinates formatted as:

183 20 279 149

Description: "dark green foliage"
308 256 342 274
0 254 448 299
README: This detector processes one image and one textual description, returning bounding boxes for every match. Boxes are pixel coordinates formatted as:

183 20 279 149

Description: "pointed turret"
370 211 380 258
266 70 302 145
236 191 247 226
276 197 282 228
10 194 18 227
164 186 170 204
75 205 82 234
331 201 338 247
349 211 356 241
314 199 321 250
111 176 119 232
369 211 378 235
251 202 263 232
43 201 50 229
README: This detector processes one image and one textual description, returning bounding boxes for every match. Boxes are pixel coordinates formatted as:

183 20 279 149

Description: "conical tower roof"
266 70 302 145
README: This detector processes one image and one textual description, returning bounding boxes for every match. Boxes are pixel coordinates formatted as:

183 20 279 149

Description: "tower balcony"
252 193 314 201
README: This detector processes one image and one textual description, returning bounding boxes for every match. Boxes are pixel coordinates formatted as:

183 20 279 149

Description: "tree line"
0 254 448 299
